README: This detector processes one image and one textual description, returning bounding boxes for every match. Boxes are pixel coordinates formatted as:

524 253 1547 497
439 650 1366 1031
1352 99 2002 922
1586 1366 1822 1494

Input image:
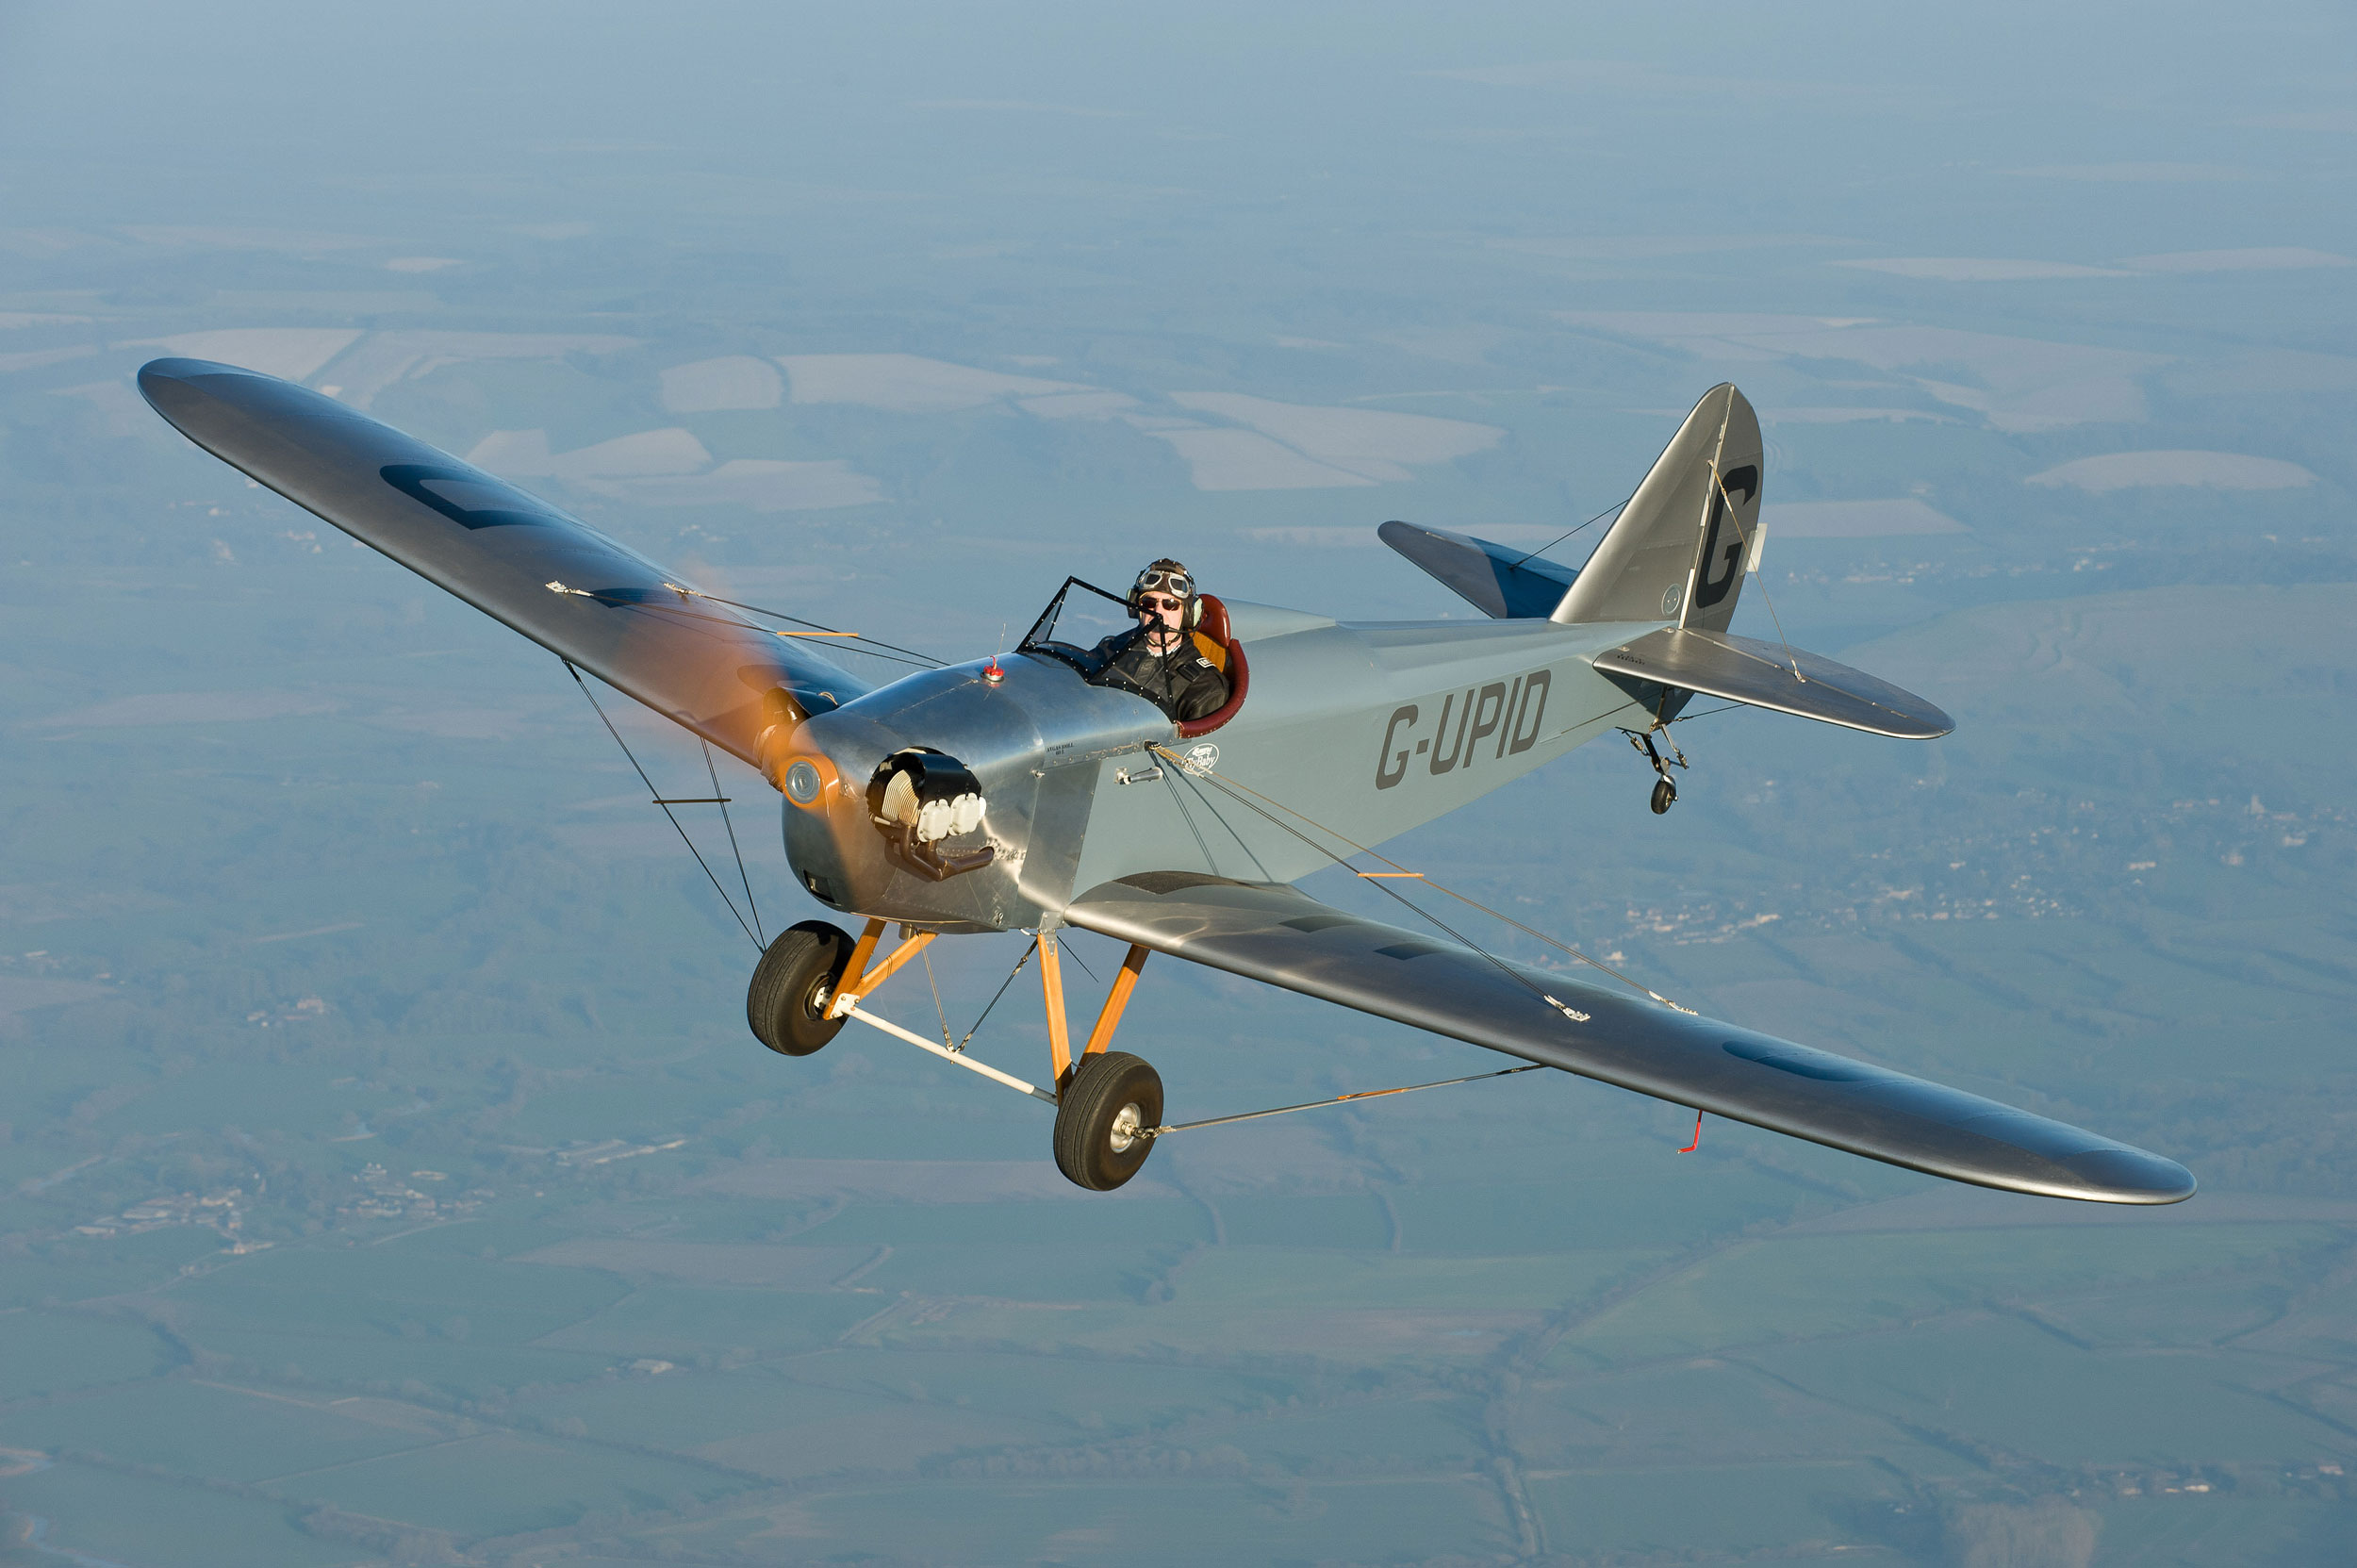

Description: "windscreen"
1019 577 1135 670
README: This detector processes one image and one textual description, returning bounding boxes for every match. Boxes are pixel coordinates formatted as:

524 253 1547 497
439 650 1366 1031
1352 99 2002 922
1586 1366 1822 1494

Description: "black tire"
747 920 853 1056
1650 777 1676 815
1052 1051 1163 1192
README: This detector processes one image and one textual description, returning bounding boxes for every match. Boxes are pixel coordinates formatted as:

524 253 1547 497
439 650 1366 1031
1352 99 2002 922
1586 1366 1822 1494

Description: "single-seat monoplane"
139 359 2196 1203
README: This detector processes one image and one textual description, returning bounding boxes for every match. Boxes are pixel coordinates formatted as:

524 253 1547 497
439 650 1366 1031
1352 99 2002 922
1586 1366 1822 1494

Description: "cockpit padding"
1178 594 1248 738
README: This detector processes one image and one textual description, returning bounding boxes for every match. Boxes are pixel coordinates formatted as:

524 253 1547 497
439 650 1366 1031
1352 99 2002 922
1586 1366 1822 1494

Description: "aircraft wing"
1063 873 2192 1204
138 357 868 766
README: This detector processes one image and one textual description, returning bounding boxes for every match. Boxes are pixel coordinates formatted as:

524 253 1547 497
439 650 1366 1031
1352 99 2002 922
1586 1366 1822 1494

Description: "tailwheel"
1053 1051 1163 1191
747 920 852 1056
1629 728 1685 815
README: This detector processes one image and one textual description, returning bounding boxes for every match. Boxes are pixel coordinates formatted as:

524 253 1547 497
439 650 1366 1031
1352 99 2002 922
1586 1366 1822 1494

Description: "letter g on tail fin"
1553 385 1763 634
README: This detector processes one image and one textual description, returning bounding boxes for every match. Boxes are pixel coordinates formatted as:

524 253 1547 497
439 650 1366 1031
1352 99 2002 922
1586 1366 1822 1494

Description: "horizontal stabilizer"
139 358 867 767
1065 874 2191 1204
1379 520 1578 619
1591 626 1953 739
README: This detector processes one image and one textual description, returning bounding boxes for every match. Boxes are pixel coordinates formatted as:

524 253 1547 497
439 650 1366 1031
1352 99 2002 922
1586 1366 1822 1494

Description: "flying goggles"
1132 566 1193 601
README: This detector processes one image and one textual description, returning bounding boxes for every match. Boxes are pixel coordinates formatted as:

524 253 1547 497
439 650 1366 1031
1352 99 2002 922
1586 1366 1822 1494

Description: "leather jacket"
1086 624 1230 722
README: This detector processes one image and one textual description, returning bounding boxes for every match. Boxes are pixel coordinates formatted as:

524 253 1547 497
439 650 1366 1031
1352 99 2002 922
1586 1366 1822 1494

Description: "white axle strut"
841 1003 1059 1105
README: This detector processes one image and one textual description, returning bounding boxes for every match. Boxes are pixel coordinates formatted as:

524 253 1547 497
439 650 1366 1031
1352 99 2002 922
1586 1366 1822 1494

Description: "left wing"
140 357 868 767
1064 874 2192 1204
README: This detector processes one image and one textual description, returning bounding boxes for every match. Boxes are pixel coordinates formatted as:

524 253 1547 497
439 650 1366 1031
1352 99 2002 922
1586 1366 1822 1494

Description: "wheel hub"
1108 1101 1143 1153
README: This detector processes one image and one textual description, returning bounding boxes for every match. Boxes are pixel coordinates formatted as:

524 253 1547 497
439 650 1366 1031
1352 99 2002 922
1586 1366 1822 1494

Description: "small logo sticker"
1180 742 1219 775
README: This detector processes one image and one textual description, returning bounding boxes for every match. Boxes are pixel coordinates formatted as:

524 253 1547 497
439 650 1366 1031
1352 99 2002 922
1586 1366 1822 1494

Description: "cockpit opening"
1019 573 1249 736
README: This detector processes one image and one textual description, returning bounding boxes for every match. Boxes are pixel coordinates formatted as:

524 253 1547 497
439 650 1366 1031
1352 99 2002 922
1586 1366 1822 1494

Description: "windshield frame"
1017 575 1135 675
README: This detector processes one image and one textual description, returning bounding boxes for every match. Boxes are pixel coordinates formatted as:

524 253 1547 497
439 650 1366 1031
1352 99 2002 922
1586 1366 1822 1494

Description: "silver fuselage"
781 602 1664 931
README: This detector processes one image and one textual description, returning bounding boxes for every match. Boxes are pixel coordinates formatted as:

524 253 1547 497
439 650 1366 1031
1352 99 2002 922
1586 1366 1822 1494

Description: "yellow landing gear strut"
822 920 1162 1190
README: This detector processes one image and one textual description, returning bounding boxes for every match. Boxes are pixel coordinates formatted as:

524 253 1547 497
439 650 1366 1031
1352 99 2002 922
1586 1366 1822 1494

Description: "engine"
864 748 994 882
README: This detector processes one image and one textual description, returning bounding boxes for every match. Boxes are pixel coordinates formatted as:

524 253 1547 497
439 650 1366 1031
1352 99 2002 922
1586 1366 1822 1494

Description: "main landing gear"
1628 728 1689 815
746 921 853 1056
744 919 1163 1191
1054 1051 1163 1191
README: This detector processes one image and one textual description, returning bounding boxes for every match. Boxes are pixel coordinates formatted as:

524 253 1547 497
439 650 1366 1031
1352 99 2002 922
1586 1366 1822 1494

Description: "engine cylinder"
865 748 994 881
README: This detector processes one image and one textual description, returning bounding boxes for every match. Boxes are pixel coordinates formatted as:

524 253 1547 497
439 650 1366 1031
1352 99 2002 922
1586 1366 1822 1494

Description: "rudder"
1553 385 1763 633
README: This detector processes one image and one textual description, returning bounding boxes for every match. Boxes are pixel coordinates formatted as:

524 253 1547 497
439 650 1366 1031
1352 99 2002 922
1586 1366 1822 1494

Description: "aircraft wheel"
1053 1051 1163 1192
747 920 853 1056
1650 777 1677 815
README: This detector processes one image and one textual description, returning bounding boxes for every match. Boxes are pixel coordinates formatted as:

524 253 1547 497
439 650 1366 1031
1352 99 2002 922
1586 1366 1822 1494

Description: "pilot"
1087 558 1230 723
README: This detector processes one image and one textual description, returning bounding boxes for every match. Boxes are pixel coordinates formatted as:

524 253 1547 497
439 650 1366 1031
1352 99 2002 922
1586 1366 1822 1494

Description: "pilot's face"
1137 594 1185 635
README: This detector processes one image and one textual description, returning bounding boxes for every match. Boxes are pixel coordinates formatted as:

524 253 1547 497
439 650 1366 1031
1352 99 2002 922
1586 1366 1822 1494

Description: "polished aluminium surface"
778 650 1172 932
1065 874 2196 1205
1594 626 1955 740
135 358 865 766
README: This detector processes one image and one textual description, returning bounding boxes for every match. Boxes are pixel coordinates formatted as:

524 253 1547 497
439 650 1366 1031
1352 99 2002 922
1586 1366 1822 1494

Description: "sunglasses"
1137 595 1184 613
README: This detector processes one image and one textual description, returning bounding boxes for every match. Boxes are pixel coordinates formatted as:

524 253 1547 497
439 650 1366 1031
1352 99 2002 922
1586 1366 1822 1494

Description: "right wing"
139 357 869 767
1064 873 2192 1204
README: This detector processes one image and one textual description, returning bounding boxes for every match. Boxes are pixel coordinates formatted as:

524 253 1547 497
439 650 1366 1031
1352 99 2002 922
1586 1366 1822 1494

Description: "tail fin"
1553 384 1762 632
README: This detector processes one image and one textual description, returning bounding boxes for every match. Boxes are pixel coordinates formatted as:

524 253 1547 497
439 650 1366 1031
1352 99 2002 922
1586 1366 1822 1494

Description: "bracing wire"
1154 745 1695 1015
1706 459 1804 683
551 583 945 672
1506 490 1637 570
1665 701 1747 725
701 739 764 947
563 660 762 951
1145 1064 1545 1139
1155 750 1591 1012
660 585 948 668
955 937 1038 1053
921 947 953 1048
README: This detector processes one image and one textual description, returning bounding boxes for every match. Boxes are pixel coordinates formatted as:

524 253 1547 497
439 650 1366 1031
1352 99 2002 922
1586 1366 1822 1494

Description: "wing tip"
2060 1146 2198 1205
1893 707 1956 740
138 355 257 415
138 355 243 383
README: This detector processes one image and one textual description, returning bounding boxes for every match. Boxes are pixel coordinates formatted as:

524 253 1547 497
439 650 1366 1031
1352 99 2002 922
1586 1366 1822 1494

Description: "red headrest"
1195 593 1231 646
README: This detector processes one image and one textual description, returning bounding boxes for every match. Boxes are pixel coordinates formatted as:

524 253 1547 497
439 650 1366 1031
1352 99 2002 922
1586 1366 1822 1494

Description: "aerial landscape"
2 3 2354 1564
